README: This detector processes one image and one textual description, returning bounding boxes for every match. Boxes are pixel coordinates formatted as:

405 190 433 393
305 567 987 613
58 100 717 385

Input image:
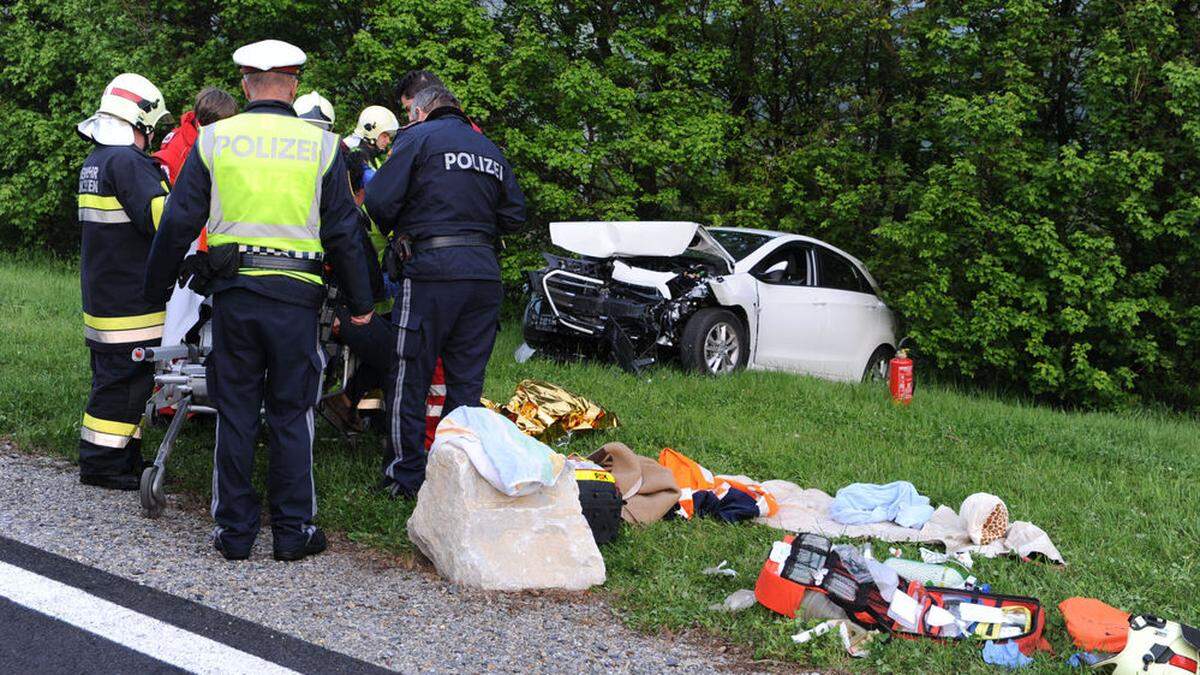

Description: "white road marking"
0 560 300 675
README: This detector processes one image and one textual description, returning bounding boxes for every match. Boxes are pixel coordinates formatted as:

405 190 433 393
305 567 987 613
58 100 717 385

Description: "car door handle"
812 301 827 307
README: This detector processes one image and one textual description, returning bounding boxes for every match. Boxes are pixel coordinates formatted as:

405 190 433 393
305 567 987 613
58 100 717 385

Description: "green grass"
2 257 1198 672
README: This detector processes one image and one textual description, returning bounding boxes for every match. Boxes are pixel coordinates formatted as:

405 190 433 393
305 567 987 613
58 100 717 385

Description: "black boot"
273 527 327 562
80 473 139 491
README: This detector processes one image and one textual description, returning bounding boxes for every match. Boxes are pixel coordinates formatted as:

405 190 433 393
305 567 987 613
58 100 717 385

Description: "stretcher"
133 286 353 518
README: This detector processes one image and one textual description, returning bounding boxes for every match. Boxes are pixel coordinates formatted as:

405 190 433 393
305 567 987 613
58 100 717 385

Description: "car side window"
752 243 810 285
815 247 871 294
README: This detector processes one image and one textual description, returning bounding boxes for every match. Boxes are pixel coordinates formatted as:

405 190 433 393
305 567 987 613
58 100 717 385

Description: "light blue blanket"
829 481 934 529
435 407 564 496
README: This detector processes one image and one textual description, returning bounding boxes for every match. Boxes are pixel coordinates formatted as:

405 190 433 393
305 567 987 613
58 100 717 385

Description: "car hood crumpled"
550 221 732 265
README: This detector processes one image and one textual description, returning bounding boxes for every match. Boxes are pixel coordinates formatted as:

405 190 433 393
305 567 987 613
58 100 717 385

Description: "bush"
2 0 1197 408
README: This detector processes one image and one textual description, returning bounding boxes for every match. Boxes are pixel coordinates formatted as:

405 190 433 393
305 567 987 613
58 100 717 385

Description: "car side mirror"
757 260 788 284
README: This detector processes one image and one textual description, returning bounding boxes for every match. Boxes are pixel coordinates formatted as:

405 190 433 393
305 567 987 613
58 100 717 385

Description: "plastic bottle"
883 558 967 588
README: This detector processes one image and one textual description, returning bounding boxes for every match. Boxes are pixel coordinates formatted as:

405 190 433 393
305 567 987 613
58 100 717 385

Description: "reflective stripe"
385 278 413 480
237 245 323 260
428 383 447 396
84 324 164 344
78 207 131 224
80 413 139 449
82 413 138 436
78 194 123 209
84 311 166 330
150 195 166 230
426 404 444 418
80 427 131 448
208 221 318 241
357 398 385 411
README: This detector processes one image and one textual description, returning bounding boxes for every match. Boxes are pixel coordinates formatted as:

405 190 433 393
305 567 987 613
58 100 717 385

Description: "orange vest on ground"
657 448 778 519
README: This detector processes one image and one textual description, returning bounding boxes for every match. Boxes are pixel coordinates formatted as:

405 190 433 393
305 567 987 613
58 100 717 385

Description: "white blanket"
160 241 205 347
754 480 1065 564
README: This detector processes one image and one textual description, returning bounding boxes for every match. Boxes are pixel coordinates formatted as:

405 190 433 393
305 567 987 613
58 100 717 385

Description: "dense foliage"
2 0 1197 408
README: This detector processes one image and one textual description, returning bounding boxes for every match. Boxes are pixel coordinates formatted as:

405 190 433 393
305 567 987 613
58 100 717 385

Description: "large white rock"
407 445 606 591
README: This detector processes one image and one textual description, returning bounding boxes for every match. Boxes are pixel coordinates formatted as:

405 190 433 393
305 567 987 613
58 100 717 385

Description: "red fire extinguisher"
889 349 914 405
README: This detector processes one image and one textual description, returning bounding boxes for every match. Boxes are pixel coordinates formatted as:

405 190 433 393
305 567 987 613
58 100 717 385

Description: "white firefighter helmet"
77 73 169 146
354 106 400 141
294 91 335 129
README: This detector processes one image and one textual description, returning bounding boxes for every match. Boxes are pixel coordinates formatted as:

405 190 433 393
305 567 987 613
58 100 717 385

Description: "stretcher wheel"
140 466 164 519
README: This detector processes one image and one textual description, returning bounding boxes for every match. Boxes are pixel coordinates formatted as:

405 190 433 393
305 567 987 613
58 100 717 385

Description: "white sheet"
161 240 205 347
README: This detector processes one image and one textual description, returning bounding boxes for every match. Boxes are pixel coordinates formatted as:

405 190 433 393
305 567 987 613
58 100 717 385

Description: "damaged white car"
522 221 899 381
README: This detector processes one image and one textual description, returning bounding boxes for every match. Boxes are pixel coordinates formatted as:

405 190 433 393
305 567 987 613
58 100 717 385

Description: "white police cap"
232 39 306 75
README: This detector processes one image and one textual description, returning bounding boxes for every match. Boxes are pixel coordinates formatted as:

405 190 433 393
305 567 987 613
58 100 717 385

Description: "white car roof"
708 226 784 238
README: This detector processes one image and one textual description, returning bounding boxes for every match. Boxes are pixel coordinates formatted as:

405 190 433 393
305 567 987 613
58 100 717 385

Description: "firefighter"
75 73 171 491
293 90 335 130
144 39 374 561
347 106 400 185
363 85 526 498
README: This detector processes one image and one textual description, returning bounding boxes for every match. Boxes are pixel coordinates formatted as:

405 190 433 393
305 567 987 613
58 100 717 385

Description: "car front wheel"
680 308 749 375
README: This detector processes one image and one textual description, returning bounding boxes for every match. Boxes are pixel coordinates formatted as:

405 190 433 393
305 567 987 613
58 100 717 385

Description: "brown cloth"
588 443 680 524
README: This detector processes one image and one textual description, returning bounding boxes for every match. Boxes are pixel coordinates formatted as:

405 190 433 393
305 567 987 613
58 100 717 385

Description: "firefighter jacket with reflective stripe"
78 144 169 352
145 100 373 314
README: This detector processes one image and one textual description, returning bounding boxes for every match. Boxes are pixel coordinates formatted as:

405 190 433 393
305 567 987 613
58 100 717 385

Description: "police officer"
145 40 374 561
76 73 171 490
364 85 526 497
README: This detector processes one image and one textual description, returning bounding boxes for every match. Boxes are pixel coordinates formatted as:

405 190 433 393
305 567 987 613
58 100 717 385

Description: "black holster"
384 234 413 279
178 245 238 296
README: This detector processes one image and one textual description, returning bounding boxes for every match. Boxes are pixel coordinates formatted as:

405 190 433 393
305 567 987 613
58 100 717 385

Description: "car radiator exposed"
541 269 662 331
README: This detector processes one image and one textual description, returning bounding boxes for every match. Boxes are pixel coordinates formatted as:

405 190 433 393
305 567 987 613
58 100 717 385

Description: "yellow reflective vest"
196 113 341 285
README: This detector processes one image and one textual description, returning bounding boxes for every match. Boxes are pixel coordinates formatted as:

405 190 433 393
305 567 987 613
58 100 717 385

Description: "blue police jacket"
144 99 373 315
363 107 526 281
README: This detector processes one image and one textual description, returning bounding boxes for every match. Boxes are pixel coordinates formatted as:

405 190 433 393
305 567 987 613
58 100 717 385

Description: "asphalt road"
0 449 741 674
0 535 385 673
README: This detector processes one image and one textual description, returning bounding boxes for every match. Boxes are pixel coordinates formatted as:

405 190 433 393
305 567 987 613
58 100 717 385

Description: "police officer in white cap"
76 73 171 491
145 40 375 561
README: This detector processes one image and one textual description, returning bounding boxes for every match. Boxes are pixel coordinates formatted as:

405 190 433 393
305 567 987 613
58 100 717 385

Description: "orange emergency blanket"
657 448 779 519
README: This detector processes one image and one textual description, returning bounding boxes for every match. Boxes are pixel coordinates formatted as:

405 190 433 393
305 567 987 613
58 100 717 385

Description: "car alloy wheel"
703 322 741 374
862 346 893 383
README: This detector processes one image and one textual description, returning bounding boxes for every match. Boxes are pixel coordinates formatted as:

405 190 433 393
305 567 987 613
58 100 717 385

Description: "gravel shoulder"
0 448 744 674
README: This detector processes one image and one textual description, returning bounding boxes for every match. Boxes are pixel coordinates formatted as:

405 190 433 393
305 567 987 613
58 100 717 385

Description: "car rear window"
816 248 872 294
709 230 774 261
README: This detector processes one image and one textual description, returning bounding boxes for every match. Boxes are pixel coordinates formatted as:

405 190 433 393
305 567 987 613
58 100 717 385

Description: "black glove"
178 252 213 295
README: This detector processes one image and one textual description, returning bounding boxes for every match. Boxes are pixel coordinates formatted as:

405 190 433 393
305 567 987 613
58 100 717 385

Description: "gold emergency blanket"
484 379 619 442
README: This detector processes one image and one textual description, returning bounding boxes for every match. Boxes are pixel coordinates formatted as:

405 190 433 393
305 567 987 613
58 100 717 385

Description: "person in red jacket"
153 87 237 353
154 87 237 185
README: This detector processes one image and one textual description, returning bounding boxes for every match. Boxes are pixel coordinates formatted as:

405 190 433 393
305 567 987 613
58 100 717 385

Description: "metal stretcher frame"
132 296 351 518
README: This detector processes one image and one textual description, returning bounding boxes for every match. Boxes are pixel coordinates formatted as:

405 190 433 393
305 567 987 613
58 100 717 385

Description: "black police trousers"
207 289 324 553
383 278 502 496
79 350 153 479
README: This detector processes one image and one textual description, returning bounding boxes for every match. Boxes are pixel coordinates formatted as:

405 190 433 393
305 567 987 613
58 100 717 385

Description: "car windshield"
709 230 775 261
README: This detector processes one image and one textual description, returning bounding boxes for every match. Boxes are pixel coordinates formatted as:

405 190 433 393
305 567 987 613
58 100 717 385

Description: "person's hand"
350 311 374 326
